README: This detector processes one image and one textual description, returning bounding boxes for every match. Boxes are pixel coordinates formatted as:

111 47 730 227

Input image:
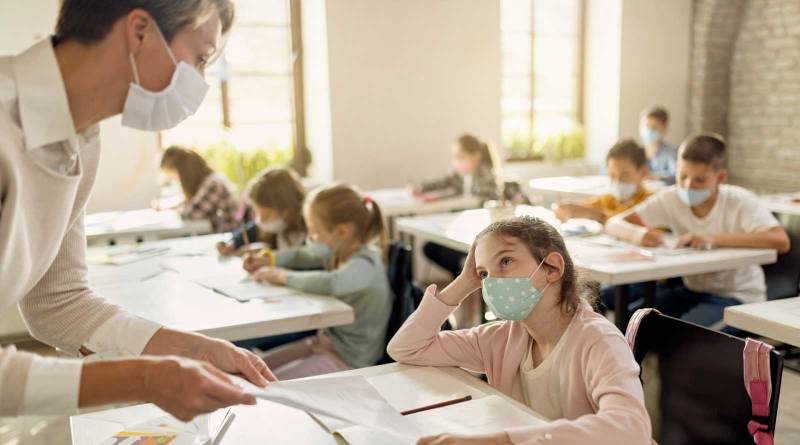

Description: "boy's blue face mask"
677 186 711 207
481 256 551 321
639 127 663 145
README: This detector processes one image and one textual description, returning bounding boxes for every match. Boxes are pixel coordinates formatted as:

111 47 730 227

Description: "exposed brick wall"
689 0 800 193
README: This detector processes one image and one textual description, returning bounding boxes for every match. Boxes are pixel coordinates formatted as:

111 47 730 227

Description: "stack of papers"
100 409 231 445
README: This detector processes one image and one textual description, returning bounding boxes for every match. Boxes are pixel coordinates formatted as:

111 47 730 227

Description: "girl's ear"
544 252 566 283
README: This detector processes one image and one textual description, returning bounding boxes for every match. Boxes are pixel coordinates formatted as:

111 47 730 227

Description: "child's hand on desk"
216 241 236 256
243 252 273 273
417 432 512 445
678 232 715 250
253 266 288 285
640 229 665 247
552 203 575 222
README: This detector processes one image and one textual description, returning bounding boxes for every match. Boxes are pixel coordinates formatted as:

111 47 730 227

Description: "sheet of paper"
235 375 420 438
366 367 486 413
87 246 171 265
161 255 246 281
208 280 302 301
336 395 545 445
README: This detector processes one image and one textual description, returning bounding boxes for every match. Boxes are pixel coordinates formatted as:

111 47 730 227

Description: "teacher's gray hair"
55 0 234 44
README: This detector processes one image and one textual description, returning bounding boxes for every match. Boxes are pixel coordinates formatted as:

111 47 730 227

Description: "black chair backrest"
380 241 420 364
629 311 783 445
764 213 800 300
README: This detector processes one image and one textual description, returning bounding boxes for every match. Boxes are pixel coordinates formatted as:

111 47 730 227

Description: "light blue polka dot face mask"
481 256 550 321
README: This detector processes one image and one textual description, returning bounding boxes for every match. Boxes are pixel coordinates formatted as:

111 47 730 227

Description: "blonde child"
252 184 393 379
388 216 652 445
159 146 238 232
554 139 652 224
216 168 307 264
606 134 790 327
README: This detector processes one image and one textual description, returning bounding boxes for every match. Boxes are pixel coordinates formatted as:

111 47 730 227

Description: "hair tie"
363 196 373 206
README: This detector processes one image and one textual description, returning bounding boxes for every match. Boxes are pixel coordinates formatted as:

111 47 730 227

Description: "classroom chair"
626 308 783 445
379 241 423 364
763 213 800 300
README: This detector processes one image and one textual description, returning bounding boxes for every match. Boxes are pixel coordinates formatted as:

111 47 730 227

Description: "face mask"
122 24 209 131
481 256 551 321
610 181 638 202
307 240 333 258
677 187 711 208
453 159 473 176
639 127 663 145
257 218 286 234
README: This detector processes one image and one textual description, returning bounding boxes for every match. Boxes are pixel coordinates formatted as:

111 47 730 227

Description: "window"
501 0 585 159
162 0 303 162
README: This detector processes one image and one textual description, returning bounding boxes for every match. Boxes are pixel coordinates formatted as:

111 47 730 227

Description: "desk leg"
643 281 657 309
614 285 631 332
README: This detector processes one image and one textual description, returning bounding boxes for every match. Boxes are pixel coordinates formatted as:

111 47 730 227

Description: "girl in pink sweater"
388 216 653 445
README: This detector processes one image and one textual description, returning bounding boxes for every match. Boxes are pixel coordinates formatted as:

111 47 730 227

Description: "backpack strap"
625 308 659 351
743 338 774 445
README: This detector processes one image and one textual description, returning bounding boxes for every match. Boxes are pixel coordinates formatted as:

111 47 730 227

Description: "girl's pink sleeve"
387 285 493 374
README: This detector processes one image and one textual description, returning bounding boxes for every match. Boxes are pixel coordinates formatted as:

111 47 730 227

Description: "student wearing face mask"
251 184 393 379
606 134 790 328
216 167 307 260
388 217 653 445
0 0 276 421
639 106 679 185
553 140 652 224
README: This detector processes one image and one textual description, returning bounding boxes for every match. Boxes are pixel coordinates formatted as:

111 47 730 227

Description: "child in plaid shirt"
160 146 238 232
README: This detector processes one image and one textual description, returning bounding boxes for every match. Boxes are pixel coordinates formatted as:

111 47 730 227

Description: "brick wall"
689 0 800 193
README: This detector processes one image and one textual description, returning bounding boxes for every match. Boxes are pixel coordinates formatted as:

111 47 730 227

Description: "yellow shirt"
584 187 652 222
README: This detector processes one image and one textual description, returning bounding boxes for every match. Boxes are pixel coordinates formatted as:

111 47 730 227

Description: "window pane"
501 0 532 33
226 122 294 151
502 76 532 102
502 33 532 77
228 76 293 124
533 0 579 35
225 26 291 74
235 0 289 25
534 112 576 136
533 36 577 76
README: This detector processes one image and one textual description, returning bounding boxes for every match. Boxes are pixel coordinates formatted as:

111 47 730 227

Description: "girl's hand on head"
456 243 482 292
416 432 512 445
253 267 288 286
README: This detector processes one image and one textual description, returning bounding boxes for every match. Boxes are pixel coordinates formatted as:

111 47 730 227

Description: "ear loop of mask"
529 254 552 294
128 22 178 86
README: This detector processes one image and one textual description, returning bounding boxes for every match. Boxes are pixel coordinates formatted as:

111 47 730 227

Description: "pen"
400 395 472 416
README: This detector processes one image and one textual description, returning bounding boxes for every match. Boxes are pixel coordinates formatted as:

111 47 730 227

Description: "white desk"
528 175 665 202
86 209 213 246
70 363 546 445
760 193 800 217
396 206 777 329
85 235 354 342
724 297 800 347
368 188 482 218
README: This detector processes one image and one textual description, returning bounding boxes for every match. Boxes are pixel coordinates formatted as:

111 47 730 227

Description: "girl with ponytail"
251 183 393 379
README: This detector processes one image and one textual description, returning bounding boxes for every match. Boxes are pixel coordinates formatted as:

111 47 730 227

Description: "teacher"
0 0 275 421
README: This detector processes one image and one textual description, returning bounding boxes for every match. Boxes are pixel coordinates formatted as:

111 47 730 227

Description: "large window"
162 0 302 160
501 0 585 160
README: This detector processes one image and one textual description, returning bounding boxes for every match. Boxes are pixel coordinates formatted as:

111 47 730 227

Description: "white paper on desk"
235 376 420 438
366 366 487 413
161 255 245 280
210 280 301 301
336 395 545 445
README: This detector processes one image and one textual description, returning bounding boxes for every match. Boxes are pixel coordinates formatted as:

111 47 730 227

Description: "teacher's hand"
143 356 257 422
143 328 276 388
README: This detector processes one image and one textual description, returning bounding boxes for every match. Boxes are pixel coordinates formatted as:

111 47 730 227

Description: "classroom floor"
1 341 800 444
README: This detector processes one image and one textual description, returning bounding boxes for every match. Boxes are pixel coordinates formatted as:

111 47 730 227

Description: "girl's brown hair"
457 133 502 176
160 146 213 201
305 184 389 260
248 167 307 243
476 216 599 314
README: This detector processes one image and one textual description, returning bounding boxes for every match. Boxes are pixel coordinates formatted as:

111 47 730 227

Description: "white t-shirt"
519 316 579 421
634 184 779 303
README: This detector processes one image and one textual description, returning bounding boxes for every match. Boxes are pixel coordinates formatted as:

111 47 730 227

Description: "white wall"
583 0 692 165
310 0 502 189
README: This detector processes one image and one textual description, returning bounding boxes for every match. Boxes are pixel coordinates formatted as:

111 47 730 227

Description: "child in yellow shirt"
554 140 651 224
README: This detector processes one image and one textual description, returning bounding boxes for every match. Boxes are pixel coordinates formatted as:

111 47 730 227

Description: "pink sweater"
387 286 654 444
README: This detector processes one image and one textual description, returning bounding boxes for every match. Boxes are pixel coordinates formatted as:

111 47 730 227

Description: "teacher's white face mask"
121 24 209 131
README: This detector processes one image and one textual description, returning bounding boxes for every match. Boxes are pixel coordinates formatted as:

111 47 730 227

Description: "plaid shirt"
180 173 239 232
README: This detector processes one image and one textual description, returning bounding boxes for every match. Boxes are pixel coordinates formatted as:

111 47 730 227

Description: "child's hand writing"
243 252 272 273
640 229 665 247
253 267 288 285
678 232 715 250
217 241 236 256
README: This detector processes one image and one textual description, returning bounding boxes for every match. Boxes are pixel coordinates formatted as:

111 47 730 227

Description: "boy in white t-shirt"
605 133 790 327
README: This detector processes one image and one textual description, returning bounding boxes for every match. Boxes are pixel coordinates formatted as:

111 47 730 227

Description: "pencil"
400 395 472 415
